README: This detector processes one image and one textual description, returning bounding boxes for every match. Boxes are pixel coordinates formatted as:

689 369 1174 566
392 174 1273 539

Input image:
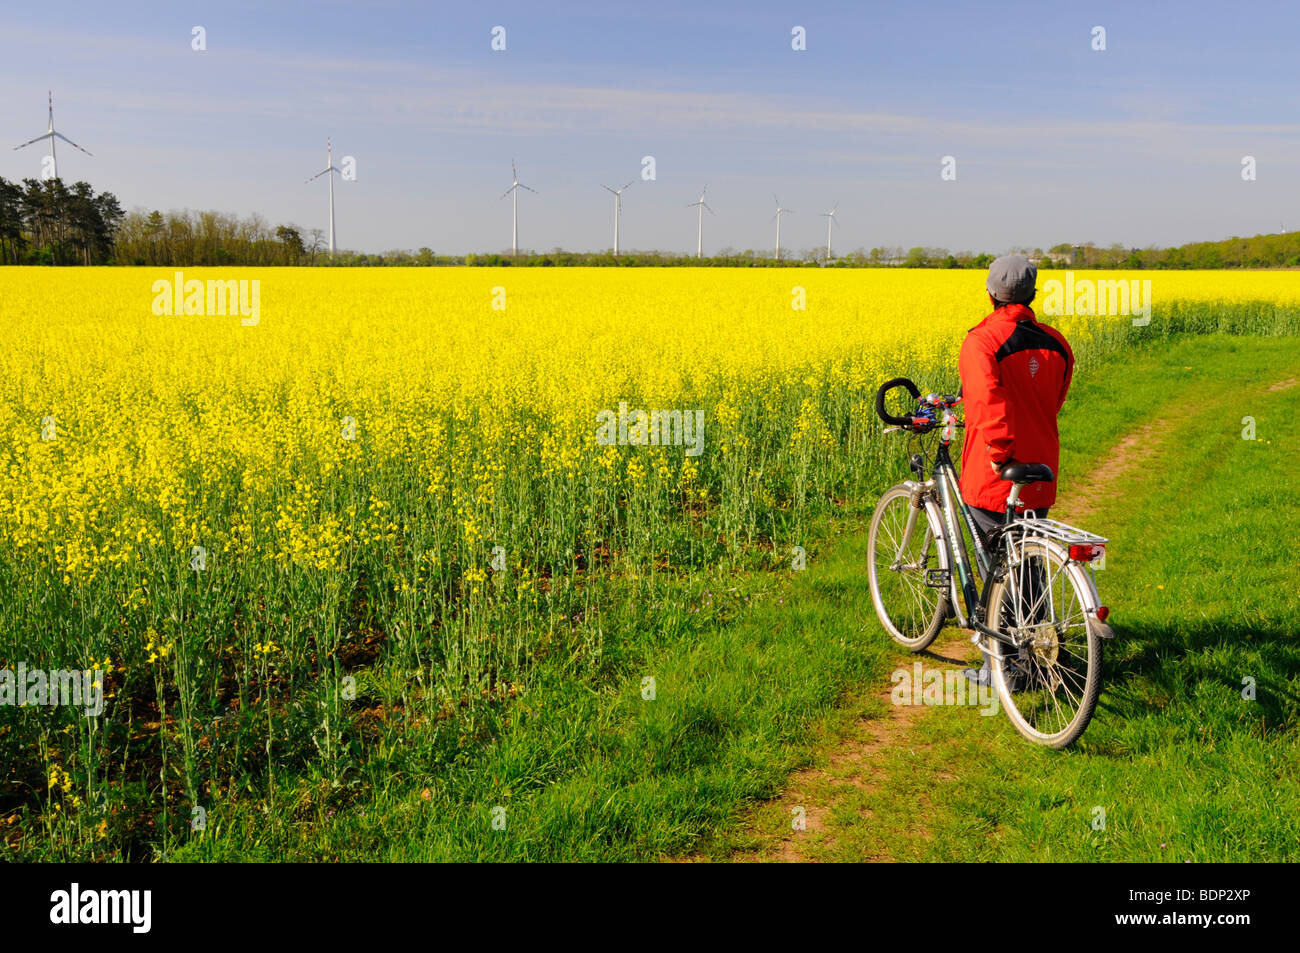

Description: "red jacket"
958 304 1074 512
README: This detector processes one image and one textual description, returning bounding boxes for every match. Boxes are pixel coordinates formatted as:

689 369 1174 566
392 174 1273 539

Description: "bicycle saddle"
1000 462 1054 484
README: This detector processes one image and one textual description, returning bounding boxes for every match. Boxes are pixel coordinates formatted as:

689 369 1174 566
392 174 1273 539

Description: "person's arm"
1057 330 1075 413
959 333 1014 466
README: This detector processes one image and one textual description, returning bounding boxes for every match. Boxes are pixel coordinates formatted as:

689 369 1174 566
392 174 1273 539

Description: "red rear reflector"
1095 606 1109 622
1069 543 1104 561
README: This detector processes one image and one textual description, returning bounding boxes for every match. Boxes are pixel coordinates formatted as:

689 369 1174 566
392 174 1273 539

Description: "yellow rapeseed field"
1 267 1287 587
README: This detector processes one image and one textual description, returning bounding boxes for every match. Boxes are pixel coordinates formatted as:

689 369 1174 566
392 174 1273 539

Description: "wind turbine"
687 186 714 259
501 160 537 256
602 180 633 255
772 195 794 260
13 91 92 181
820 202 840 261
305 139 342 256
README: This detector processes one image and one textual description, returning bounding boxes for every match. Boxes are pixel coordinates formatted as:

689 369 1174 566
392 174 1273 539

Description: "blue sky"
3 0 1299 255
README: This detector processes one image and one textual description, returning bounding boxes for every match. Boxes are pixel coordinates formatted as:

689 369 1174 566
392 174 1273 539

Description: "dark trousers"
968 504 1051 635
967 504 1049 551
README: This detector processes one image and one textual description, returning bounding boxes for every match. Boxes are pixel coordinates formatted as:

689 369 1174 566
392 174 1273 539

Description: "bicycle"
866 376 1114 748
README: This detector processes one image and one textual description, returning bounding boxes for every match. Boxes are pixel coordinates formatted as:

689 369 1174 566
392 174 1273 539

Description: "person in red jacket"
960 254 1074 540
960 255 1074 687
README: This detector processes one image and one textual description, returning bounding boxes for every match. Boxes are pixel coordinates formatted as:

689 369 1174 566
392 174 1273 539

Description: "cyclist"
960 254 1075 687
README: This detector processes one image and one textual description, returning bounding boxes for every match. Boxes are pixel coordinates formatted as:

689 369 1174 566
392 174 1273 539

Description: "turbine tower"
13 91 92 181
687 186 714 259
305 139 342 256
820 202 840 261
501 160 537 256
602 181 633 255
772 196 794 260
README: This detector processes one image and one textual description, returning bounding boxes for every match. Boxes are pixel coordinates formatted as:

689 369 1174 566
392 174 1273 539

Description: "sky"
2 0 1299 256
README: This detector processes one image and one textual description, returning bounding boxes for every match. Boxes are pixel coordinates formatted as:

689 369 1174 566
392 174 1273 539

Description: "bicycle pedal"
923 569 950 588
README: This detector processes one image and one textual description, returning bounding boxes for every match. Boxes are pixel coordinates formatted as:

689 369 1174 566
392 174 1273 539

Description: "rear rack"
1007 515 1108 546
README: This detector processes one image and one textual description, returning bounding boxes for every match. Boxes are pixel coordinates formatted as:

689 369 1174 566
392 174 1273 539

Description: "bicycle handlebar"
875 377 922 428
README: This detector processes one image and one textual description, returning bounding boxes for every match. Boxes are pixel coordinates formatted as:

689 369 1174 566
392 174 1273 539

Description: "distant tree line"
4 175 1300 269
0 176 124 265
1048 237 1300 270
331 247 1005 268
111 209 320 266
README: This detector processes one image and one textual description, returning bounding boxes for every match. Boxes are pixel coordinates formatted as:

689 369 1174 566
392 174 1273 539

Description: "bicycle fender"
1087 615 1115 640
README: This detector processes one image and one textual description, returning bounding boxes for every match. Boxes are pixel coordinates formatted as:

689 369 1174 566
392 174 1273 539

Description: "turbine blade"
519 183 537 193
306 168 331 183
13 131 54 150
704 203 715 215
500 186 515 199
59 133 94 156
602 185 616 195
622 181 635 191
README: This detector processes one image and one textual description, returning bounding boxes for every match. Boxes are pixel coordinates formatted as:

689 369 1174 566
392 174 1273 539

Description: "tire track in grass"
1054 370 1291 523
1053 419 1173 524
727 628 981 861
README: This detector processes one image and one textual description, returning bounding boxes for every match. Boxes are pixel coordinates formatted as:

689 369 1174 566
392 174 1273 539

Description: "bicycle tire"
867 484 949 651
985 537 1102 748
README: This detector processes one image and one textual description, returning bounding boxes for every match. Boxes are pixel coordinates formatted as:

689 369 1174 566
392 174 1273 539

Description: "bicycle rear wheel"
986 538 1102 748
867 484 949 651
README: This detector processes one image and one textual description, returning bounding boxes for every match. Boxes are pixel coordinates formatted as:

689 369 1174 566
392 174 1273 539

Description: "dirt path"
1055 373 1291 523
1052 418 1171 524
729 629 980 862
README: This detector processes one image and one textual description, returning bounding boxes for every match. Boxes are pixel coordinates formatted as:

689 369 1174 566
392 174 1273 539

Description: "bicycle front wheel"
986 538 1102 748
867 484 948 651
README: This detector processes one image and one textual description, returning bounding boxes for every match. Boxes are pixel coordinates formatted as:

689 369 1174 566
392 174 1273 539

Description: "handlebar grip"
875 377 922 427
